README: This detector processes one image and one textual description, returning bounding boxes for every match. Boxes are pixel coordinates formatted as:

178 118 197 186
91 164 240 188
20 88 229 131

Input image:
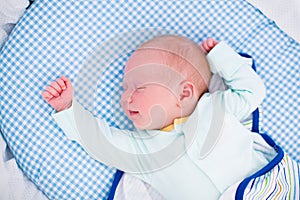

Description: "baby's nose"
127 95 133 103
122 92 133 103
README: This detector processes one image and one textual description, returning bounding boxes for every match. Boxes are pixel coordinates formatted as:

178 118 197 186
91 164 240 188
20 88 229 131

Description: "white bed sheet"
0 0 29 49
0 133 47 200
248 0 300 42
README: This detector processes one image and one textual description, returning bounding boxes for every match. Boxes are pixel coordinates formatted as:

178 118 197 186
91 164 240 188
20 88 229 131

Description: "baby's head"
121 35 210 130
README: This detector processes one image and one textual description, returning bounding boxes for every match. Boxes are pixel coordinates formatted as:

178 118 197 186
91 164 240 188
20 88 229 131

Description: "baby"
42 35 274 199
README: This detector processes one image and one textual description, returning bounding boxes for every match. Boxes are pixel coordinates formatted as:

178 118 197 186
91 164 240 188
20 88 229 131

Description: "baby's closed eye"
136 86 146 92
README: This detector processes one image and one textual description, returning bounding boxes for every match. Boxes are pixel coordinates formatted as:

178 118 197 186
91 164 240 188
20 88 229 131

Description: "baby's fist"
201 38 218 54
42 76 73 112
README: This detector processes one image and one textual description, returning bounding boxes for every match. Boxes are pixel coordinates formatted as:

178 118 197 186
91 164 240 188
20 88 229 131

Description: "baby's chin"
132 118 167 130
133 122 159 130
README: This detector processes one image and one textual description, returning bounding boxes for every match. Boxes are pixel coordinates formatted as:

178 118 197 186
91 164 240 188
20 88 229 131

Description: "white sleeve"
206 42 266 120
52 100 185 174
53 99 133 144
52 101 82 142
53 100 140 171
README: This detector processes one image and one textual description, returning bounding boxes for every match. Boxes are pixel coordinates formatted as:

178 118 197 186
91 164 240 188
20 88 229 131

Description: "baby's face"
121 50 184 130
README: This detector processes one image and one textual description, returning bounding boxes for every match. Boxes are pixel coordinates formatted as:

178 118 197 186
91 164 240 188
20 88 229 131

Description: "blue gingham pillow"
0 0 299 199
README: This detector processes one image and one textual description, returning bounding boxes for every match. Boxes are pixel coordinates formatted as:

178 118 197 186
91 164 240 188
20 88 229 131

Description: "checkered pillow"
0 0 299 199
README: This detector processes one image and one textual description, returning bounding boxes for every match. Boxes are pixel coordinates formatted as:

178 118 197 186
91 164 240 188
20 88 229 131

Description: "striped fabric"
243 154 300 199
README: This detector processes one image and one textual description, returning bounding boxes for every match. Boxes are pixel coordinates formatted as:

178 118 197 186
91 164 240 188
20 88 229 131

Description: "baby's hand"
41 76 73 112
201 38 218 54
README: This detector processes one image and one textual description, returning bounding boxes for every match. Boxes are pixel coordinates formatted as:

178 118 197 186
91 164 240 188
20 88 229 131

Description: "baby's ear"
178 81 198 116
179 81 195 101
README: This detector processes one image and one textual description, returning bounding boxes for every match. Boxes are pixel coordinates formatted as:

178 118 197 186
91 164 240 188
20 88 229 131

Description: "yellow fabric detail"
161 117 189 132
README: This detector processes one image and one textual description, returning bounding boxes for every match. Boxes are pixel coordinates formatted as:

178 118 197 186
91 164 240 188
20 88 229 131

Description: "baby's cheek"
147 104 168 129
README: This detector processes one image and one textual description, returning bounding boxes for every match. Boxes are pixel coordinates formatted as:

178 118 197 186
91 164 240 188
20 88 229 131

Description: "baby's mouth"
129 110 139 117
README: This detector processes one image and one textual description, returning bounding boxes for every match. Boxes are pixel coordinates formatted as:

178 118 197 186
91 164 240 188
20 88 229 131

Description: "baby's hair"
137 35 211 98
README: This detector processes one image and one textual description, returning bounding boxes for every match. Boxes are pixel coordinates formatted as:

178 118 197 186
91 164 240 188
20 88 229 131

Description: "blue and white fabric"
0 0 299 199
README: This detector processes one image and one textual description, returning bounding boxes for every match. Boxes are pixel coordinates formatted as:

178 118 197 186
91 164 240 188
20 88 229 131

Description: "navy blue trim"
238 52 255 67
235 133 284 199
107 170 124 200
238 53 260 133
251 108 260 133
27 0 35 9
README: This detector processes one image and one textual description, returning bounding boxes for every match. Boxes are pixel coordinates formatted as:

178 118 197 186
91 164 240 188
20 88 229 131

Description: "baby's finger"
45 85 60 97
56 77 66 90
207 38 214 47
202 41 209 52
50 81 63 93
213 39 218 46
61 76 73 89
41 91 53 101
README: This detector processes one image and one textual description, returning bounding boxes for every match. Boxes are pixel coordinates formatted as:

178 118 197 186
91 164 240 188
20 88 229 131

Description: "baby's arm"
41 77 137 169
42 76 83 142
205 41 266 121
